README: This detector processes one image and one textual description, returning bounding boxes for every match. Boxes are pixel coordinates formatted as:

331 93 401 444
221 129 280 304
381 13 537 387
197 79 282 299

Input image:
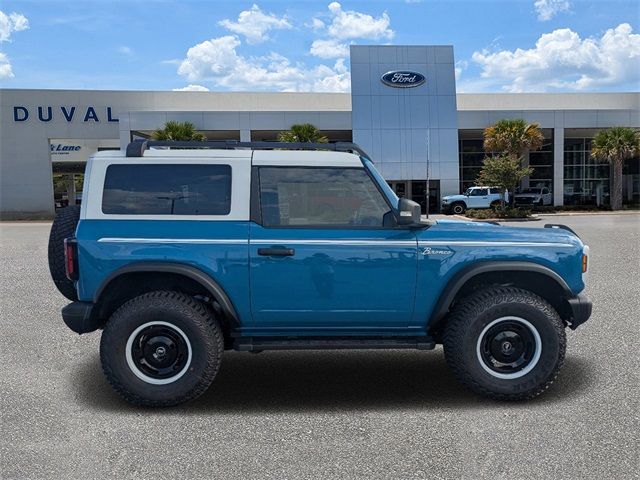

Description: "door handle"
258 247 295 257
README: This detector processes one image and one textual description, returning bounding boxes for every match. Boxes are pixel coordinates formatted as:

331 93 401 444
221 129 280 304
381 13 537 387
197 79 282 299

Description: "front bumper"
62 301 100 334
566 292 592 330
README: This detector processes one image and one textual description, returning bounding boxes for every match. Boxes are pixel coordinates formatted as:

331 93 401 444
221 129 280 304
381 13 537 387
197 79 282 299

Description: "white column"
240 129 251 142
553 127 564 206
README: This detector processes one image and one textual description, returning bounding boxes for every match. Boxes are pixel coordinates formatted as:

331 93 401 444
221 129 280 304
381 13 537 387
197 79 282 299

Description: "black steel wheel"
443 286 566 400
100 291 224 407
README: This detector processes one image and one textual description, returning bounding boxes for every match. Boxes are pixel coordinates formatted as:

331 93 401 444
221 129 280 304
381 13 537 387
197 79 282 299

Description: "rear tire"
443 287 566 401
100 291 224 407
451 202 466 215
48 205 80 300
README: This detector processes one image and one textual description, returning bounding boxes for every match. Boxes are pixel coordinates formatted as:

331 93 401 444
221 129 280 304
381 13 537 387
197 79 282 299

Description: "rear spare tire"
48 205 80 301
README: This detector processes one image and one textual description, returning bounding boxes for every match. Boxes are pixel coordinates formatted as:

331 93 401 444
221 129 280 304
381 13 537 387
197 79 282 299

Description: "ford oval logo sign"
381 71 426 88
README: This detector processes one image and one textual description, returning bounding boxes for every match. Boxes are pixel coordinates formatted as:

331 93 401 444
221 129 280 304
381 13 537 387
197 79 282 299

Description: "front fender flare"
428 261 572 331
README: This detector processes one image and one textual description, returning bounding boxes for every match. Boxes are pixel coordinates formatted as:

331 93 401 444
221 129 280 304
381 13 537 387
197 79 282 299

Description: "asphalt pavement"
1 214 639 479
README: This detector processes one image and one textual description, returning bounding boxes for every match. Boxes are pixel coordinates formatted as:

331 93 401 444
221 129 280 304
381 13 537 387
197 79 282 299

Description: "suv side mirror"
397 198 422 226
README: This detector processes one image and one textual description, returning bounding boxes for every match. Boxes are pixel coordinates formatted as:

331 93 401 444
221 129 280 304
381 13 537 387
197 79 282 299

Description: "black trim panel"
566 292 592 330
62 301 100 334
94 262 240 326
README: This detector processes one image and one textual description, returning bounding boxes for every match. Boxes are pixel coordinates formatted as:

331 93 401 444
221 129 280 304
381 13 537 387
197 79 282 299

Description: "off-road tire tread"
100 290 224 407
47 205 80 300
443 286 566 401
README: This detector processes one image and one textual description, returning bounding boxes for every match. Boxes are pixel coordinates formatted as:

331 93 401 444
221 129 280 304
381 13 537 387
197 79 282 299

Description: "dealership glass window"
102 164 231 215
563 138 610 206
259 167 390 227
459 132 554 194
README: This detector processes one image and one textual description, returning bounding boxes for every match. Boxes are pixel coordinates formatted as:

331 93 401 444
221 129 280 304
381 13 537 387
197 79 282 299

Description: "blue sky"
0 0 638 92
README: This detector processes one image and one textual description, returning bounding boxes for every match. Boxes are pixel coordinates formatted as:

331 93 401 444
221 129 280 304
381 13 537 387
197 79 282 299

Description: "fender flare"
94 262 240 326
428 261 572 330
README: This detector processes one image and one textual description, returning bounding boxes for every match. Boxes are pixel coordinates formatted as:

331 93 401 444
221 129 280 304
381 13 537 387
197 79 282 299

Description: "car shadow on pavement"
74 349 594 413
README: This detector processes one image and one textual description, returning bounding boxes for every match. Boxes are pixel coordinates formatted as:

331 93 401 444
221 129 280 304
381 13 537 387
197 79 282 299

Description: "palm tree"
483 119 544 206
483 119 544 159
152 121 206 141
591 127 640 210
278 123 328 143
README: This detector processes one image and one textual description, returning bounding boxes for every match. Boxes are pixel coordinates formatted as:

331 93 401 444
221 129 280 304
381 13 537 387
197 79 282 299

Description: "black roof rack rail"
125 139 371 159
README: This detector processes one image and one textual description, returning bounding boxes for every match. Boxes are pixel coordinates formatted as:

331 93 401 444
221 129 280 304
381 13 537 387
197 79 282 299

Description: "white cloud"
177 35 350 92
0 52 13 78
173 84 210 92
325 2 393 40
454 60 468 81
0 10 29 42
117 46 133 56
308 3 394 59
218 4 291 45
310 38 349 59
308 18 325 31
0 11 28 79
471 23 640 92
534 0 570 21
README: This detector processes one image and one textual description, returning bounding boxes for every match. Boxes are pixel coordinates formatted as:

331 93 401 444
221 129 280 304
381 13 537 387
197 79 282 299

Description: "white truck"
441 187 507 214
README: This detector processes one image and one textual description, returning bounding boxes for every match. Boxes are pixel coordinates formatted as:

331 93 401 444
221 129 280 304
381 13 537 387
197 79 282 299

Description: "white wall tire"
443 286 566 401
100 291 224 407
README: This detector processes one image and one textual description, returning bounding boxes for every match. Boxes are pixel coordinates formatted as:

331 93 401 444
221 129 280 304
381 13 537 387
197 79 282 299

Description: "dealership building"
1 45 638 219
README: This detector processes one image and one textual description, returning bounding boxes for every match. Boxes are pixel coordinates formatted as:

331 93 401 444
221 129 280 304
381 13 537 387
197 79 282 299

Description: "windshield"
521 189 541 194
362 158 399 207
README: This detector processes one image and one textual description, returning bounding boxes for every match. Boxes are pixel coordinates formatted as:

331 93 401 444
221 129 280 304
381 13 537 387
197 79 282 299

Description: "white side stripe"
420 241 574 248
97 238 248 244
250 239 416 246
97 238 573 248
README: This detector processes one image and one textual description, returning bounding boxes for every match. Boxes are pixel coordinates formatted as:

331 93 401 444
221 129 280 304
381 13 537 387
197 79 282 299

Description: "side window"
259 167 391 227
102 164 231 215
469 188 487 196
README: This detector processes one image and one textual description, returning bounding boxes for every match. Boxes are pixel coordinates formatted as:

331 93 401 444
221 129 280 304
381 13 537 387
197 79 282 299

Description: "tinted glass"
102 164 231 215
259 167 390 227
469 188 487 196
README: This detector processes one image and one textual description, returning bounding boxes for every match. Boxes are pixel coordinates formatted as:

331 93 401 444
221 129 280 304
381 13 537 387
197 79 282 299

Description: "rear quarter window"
102 164 231 215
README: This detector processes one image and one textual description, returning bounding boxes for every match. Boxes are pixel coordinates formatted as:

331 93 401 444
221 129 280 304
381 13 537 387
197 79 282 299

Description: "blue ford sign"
381 71 426 88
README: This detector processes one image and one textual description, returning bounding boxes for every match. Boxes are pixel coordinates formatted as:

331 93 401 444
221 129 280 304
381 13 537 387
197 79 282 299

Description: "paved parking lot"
1 214 639 479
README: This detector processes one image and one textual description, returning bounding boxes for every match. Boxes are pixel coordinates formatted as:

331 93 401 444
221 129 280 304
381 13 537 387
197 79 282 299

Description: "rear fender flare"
94 262 240 327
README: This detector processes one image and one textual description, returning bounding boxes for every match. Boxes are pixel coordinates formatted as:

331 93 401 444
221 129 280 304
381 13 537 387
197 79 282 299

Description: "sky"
0 0 638 93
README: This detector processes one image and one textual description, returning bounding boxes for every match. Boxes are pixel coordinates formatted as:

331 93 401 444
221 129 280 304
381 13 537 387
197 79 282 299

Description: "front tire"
100 291 223 407
443 287 566 400
451 202 466 215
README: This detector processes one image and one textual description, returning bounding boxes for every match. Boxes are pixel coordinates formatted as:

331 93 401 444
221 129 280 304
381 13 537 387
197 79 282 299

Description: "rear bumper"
566 292 592 330
61 301 100 334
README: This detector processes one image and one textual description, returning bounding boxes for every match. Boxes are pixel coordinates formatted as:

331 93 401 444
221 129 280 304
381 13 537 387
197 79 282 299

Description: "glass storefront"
563 138 610 206
387 179 440 214
459 131 553 194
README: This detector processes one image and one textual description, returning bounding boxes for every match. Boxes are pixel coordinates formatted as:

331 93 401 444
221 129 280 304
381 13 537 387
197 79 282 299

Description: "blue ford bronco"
48 140 592 407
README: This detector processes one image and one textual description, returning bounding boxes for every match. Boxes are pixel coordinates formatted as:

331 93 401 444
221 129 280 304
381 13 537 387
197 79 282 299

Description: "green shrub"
465 207 531 219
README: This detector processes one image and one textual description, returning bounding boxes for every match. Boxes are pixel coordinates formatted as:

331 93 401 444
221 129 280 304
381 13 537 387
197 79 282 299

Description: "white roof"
91 147 363 166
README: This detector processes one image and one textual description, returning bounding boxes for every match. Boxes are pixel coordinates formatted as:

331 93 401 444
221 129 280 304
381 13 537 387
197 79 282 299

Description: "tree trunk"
611 158 623 210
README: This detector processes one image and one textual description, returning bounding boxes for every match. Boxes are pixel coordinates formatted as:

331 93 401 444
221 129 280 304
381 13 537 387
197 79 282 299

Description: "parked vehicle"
515 187 552 207
48 140 591 407
441 187 507 214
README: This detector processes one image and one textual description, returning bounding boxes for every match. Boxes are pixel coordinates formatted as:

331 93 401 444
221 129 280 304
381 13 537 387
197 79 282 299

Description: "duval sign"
381 71 426 88
13 106 119 123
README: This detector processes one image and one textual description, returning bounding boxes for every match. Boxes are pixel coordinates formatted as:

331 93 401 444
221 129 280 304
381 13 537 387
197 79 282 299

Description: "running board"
233 336 436 352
